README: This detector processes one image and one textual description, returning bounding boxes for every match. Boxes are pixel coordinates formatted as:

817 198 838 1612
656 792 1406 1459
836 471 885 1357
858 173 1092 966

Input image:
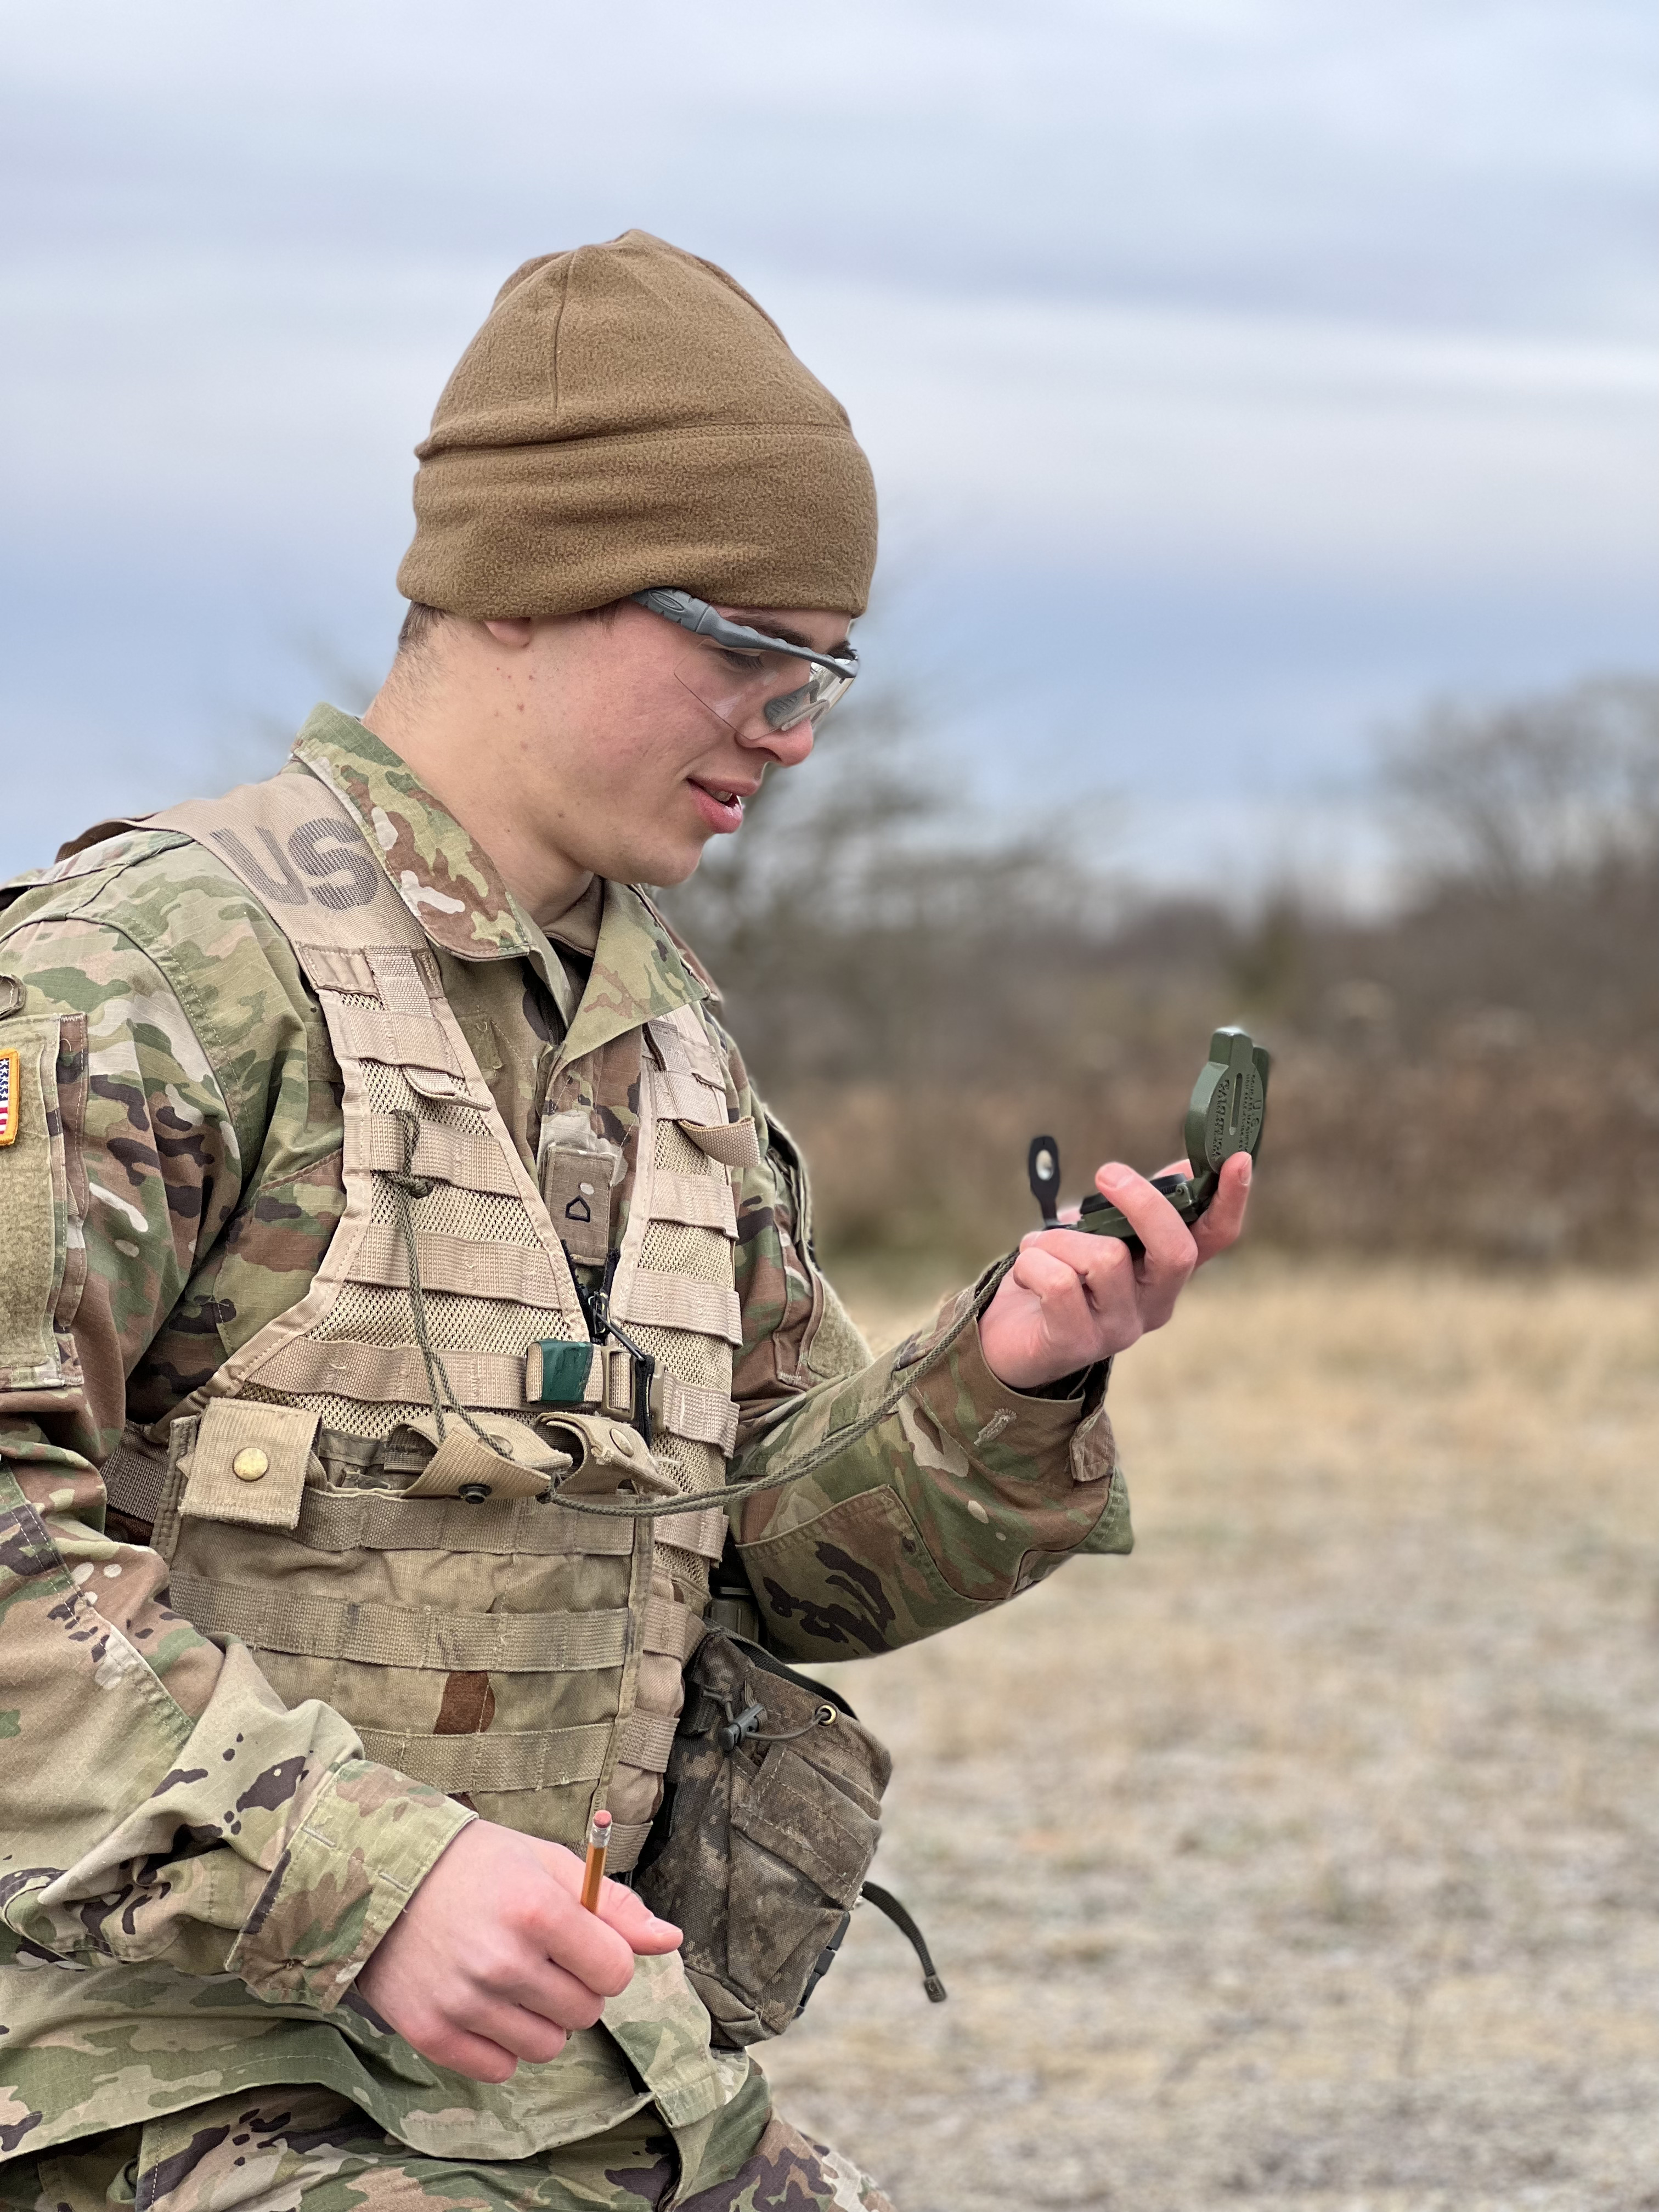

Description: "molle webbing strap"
168 1574 631 1674
642 1592 705 1661
652 1373 740 1454
351 1224 565 1306
100 1440 168 1528
358 1719 611 1795
357 1707 679 1796
605 1820 654 1865
653 1502 729 1563
252 1339 532 1410
620 1709 679 1772
646 1014 724 1082
365 944 433 1013
249 1335 732 1453
329 1001 463 1076
650 1170 738 1234
348 1117 523 1197
643 1064 726 1125
289 1484 637 1557
614 1272 743 1346
295 945 422 995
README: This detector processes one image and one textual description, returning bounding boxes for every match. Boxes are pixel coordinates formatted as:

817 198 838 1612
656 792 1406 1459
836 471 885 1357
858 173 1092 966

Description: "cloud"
5 0 1655 335
2 0 1655 892
782 283 1659 586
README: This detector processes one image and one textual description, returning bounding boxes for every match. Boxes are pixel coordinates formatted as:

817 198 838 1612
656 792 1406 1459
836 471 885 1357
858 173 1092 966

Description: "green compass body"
1060 1026 1271 1251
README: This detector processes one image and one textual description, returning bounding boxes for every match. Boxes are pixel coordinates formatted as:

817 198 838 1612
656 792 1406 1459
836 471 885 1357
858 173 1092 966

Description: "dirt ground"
755 1261 1659 2212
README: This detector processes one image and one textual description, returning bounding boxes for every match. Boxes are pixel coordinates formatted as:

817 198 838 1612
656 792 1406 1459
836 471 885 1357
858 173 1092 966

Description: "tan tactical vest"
103 766 752 1869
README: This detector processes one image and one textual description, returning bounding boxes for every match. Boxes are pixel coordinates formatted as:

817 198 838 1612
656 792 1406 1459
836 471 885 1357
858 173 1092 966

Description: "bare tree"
1380 675 1659 895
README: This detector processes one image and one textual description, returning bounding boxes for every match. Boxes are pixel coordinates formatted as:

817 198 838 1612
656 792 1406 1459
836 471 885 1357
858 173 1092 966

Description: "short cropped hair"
397 601 448 655
394 597 624 661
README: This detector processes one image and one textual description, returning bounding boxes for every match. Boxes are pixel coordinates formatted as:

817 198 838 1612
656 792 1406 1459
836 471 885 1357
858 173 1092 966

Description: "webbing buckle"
526 1331 656 1447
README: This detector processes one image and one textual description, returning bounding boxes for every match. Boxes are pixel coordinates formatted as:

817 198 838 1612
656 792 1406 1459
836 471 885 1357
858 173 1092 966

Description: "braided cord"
381 1109 507 1457
546 1253 1016 1522
377 1101 1012 1521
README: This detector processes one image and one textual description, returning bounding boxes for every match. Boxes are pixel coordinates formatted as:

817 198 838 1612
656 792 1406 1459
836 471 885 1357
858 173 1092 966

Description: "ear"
482 618 535 648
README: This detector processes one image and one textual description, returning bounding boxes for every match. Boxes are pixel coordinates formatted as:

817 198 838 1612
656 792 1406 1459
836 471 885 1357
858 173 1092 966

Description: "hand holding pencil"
580 1808 612 1912
356 1814 681 2083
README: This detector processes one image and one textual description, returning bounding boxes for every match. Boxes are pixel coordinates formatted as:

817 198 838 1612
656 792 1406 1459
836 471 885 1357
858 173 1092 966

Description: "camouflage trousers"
0 2077 894 2212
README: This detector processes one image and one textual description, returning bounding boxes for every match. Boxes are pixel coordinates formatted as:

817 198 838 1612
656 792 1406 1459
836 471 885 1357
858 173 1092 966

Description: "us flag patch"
0 1047 18 1146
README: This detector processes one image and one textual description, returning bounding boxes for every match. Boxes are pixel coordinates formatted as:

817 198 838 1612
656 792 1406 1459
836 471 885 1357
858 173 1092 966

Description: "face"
479 600 853 889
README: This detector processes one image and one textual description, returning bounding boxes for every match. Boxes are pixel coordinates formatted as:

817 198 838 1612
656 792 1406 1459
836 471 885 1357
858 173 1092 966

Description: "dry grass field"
755 1261 1659 2211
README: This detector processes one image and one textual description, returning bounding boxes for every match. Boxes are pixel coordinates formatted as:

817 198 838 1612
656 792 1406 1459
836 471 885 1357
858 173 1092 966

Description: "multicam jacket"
0 706 1130 2170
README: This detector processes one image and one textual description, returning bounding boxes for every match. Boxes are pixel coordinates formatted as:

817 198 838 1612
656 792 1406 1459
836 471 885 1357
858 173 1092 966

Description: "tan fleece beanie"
397 230 877 620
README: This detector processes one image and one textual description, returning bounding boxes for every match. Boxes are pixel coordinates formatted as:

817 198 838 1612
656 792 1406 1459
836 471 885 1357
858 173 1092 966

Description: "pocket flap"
179 1400 319 1530
732 1741 880 1909
398 1412 566 1500
537 1410 681 1498
680 1119 760 1170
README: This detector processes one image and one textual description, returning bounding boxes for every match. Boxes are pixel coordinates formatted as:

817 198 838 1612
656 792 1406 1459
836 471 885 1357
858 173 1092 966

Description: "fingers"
480 1951 613 2035
394 2017 529 2084
1014 1234 1139 1343
982 1234 1129 1386
399 1990 571 2078
1011 1237 1111 1300
595 1877 683 1955
1004 1162 1198 1364
986 1149 1251 1391
528 1841 680 1958
1192 1150 1252 1264
515 1882 637 2002
1132 1151 1252 1266
1088 1166 1197 1325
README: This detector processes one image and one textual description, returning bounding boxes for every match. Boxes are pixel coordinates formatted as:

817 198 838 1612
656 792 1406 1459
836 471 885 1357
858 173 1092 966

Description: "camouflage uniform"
0 707 1130 2207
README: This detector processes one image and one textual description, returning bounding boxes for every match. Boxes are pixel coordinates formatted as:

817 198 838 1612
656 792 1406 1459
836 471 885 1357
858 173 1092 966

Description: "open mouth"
687 778 751 833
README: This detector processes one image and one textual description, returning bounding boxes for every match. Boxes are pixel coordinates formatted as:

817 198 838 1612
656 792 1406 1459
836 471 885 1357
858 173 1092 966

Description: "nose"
738 715 816 769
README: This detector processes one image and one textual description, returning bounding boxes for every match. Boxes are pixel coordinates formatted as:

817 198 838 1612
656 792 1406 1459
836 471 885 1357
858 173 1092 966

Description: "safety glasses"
632 588 859 738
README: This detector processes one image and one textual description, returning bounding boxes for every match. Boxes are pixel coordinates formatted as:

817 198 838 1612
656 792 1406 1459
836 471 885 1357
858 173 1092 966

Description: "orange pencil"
579 1808 612 1913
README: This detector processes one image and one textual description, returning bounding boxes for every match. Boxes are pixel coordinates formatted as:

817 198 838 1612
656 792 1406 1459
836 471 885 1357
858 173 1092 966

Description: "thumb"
599 1880 683 1954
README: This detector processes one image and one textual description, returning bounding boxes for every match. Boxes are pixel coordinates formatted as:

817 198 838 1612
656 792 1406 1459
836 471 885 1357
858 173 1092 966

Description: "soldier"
0 233 1249 2211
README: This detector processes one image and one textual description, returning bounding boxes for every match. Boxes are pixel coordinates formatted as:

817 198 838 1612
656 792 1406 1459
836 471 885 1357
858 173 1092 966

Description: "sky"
4 0 1656 895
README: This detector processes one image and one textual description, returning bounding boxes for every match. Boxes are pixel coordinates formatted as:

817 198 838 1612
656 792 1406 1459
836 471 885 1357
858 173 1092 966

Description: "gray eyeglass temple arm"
633 588 859 678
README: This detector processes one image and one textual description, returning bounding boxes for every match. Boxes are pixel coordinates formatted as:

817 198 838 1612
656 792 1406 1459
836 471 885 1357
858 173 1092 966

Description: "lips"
687 777 754 834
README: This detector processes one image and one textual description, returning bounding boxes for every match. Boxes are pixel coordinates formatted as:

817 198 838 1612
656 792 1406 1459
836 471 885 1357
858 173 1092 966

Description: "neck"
361 653 594 926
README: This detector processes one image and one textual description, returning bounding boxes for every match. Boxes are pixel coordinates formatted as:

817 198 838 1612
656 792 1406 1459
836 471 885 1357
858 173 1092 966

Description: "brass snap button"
231 1447 269 1482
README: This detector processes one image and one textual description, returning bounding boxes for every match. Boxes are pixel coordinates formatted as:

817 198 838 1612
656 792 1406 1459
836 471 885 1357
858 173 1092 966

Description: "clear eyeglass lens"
765 664 856 731
674 636 854 738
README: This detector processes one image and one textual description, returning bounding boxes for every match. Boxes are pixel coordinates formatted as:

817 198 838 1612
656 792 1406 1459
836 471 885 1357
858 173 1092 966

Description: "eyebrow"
727 610 855 658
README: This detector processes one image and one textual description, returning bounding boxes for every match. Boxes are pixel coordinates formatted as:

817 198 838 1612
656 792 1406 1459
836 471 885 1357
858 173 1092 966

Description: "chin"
618 839 707 890
646 852 706 888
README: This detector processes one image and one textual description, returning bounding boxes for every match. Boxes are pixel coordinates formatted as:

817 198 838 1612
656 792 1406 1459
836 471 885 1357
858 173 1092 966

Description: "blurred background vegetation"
658 671 1659 1271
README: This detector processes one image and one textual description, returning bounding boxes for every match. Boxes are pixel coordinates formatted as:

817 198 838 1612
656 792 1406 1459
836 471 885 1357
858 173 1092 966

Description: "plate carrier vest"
95 764 751 1870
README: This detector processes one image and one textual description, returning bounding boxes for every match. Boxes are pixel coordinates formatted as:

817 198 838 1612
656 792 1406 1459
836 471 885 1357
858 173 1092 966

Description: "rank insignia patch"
0 1047 19 1146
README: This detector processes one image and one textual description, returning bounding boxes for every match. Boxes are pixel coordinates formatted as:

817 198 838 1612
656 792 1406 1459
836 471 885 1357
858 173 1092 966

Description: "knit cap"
397 230 877 619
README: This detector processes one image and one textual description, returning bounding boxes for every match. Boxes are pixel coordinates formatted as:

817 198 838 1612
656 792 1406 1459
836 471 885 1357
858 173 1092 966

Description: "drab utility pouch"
635 1629 890 2047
